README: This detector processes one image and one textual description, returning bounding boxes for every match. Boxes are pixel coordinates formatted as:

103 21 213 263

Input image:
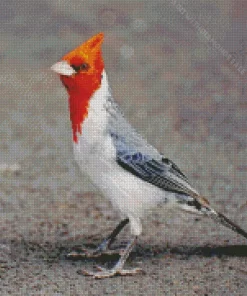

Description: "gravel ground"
0 1 247 295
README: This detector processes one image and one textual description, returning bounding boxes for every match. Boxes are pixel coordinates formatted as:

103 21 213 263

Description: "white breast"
73 70 116 178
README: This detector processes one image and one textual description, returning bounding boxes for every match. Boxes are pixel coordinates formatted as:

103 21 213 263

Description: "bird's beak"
51 61 76 76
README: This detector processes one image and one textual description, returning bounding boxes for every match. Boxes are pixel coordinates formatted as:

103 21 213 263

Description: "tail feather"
193 195 247 240
178 194 247 240
206 207 247 238
208 209 247 240
182 196 247 242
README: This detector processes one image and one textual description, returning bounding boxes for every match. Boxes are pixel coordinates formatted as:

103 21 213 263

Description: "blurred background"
0 0 247 295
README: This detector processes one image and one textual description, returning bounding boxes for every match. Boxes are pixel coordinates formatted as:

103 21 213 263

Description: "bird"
51 32 247 278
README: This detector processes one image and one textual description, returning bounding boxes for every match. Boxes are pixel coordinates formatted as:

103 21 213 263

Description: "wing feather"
108 109 198 197
115 147 198 196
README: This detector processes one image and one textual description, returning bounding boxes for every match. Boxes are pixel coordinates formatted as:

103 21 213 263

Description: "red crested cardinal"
51 33 247 278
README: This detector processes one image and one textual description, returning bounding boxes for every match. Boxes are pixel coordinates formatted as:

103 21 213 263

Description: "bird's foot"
67 247 119 259
78 265 144 279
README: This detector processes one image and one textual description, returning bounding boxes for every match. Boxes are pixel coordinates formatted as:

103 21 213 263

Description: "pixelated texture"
0 0 247 295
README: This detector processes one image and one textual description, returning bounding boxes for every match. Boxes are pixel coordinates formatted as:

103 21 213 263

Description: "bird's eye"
80 63 89 70
71 63 89 72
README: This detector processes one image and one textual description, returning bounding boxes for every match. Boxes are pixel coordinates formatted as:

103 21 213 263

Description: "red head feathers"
51 33 104 142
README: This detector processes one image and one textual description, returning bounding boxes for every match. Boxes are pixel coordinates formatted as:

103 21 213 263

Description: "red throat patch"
59 33 104 143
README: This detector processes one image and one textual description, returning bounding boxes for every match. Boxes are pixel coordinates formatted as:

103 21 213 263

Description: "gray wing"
111 132 198 197
106 95 198 197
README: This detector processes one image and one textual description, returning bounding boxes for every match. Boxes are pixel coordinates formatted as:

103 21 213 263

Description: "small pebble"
0 163 21 174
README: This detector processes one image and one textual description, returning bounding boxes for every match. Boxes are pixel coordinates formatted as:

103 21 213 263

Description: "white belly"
73 118 171 222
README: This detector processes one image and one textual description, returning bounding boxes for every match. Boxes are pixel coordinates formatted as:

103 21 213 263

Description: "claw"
67 249 101 259
67 248 120 259
75 236 139 278
78 266 144 279
95 265 107 271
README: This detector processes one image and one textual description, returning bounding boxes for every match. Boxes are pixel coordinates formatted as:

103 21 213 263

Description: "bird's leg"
67 218 129 258
79 236 144 278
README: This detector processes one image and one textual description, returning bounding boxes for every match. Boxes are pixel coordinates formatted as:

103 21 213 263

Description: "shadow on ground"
9 239 247 266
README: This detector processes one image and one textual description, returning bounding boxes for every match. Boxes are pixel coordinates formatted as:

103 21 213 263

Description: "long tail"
184 195 247 240
209 209 247 240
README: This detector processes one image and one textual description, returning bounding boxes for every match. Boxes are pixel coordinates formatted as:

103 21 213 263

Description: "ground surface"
0 0 247 295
